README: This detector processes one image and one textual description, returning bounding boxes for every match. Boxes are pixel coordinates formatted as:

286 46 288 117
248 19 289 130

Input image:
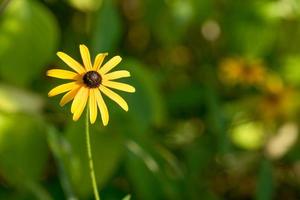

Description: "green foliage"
0 84 43 113
0 0 299 199
0 0 58 86
231 121 265 150
0 113 48 187
123 59 165 130
255 159 273 200
92 0 122 52
122 194 131 200
63 119 125 198
68 0 103 12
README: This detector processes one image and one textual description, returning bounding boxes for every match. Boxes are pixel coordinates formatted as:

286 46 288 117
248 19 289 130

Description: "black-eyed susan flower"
47 44 135 126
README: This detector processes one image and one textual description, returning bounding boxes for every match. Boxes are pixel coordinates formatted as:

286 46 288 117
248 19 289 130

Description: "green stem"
85 109 100 200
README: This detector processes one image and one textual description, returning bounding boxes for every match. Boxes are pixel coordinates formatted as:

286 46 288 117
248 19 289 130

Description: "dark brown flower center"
83 71 102 88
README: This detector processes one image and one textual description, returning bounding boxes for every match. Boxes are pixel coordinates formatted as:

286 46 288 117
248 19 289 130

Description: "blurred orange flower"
259 79 298 121
219 58 266 86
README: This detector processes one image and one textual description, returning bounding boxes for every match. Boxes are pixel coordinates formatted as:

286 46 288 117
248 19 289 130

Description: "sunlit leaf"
231 121 266 150
122 194 131 200
68 0 103 12
0 113 48 186
281 56 300 86
0 0 59 86
0 84 43 114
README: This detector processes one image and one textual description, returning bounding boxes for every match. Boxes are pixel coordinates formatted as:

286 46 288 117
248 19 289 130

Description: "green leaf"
47 127 78 200
281 56 300 86
167 84 203 117
231 121 265 150
126 139 182 200
68 0 103 12
121 59 166 132
122 194 131 200
255 159 273 200
0 113 48 186
92 0 122 52
0 84 43 114
0 0 59 86
227 21 276 56
23 180 53 200
191 0 213 21
126 150 164 200
222 1 277 56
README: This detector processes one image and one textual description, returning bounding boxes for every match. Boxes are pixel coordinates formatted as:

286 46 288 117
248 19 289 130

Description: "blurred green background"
1 0 300 199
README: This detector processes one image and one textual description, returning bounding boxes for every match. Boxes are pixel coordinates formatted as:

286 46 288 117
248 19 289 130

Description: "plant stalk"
85 109 100 200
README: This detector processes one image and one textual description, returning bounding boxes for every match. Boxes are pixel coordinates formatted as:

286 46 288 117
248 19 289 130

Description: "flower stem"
85 109 100 200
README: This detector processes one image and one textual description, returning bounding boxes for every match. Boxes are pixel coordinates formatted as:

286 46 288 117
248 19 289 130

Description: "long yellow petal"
93 53 108 71
71 88 84 114
99 56 122 75
71 86 88 113
48 82 78 97
47 69 79 80
99 85 128 111
59 85 81 106
94 88 109 126
103 70 130 81
72 87 89 121
80 44 92 71
102 81 135 93
89 89 98 124
57 52 86 74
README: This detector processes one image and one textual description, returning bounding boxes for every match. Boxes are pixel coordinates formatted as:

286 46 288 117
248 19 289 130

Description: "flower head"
47 44 135 126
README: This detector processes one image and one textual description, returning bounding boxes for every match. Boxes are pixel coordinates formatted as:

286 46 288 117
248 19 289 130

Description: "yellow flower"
47 44 135 126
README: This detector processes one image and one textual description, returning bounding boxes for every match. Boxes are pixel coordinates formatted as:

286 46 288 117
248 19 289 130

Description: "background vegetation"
0 0 300 199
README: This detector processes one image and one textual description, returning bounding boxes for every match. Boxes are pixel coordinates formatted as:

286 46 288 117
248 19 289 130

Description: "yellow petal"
80 44 92 71
94 88 109 126
93 53 108 71
59 85 81 106
103 70 130 81
99 85 128 111
47 69 79 80
57 52 86 74
72 87 89 121
89 89 98 124
71 86 88 114
102 81 135 93
99 56 122 75
48 82 78 97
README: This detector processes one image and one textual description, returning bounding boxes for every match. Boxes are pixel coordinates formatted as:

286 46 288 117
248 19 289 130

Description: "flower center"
83 71 102 88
